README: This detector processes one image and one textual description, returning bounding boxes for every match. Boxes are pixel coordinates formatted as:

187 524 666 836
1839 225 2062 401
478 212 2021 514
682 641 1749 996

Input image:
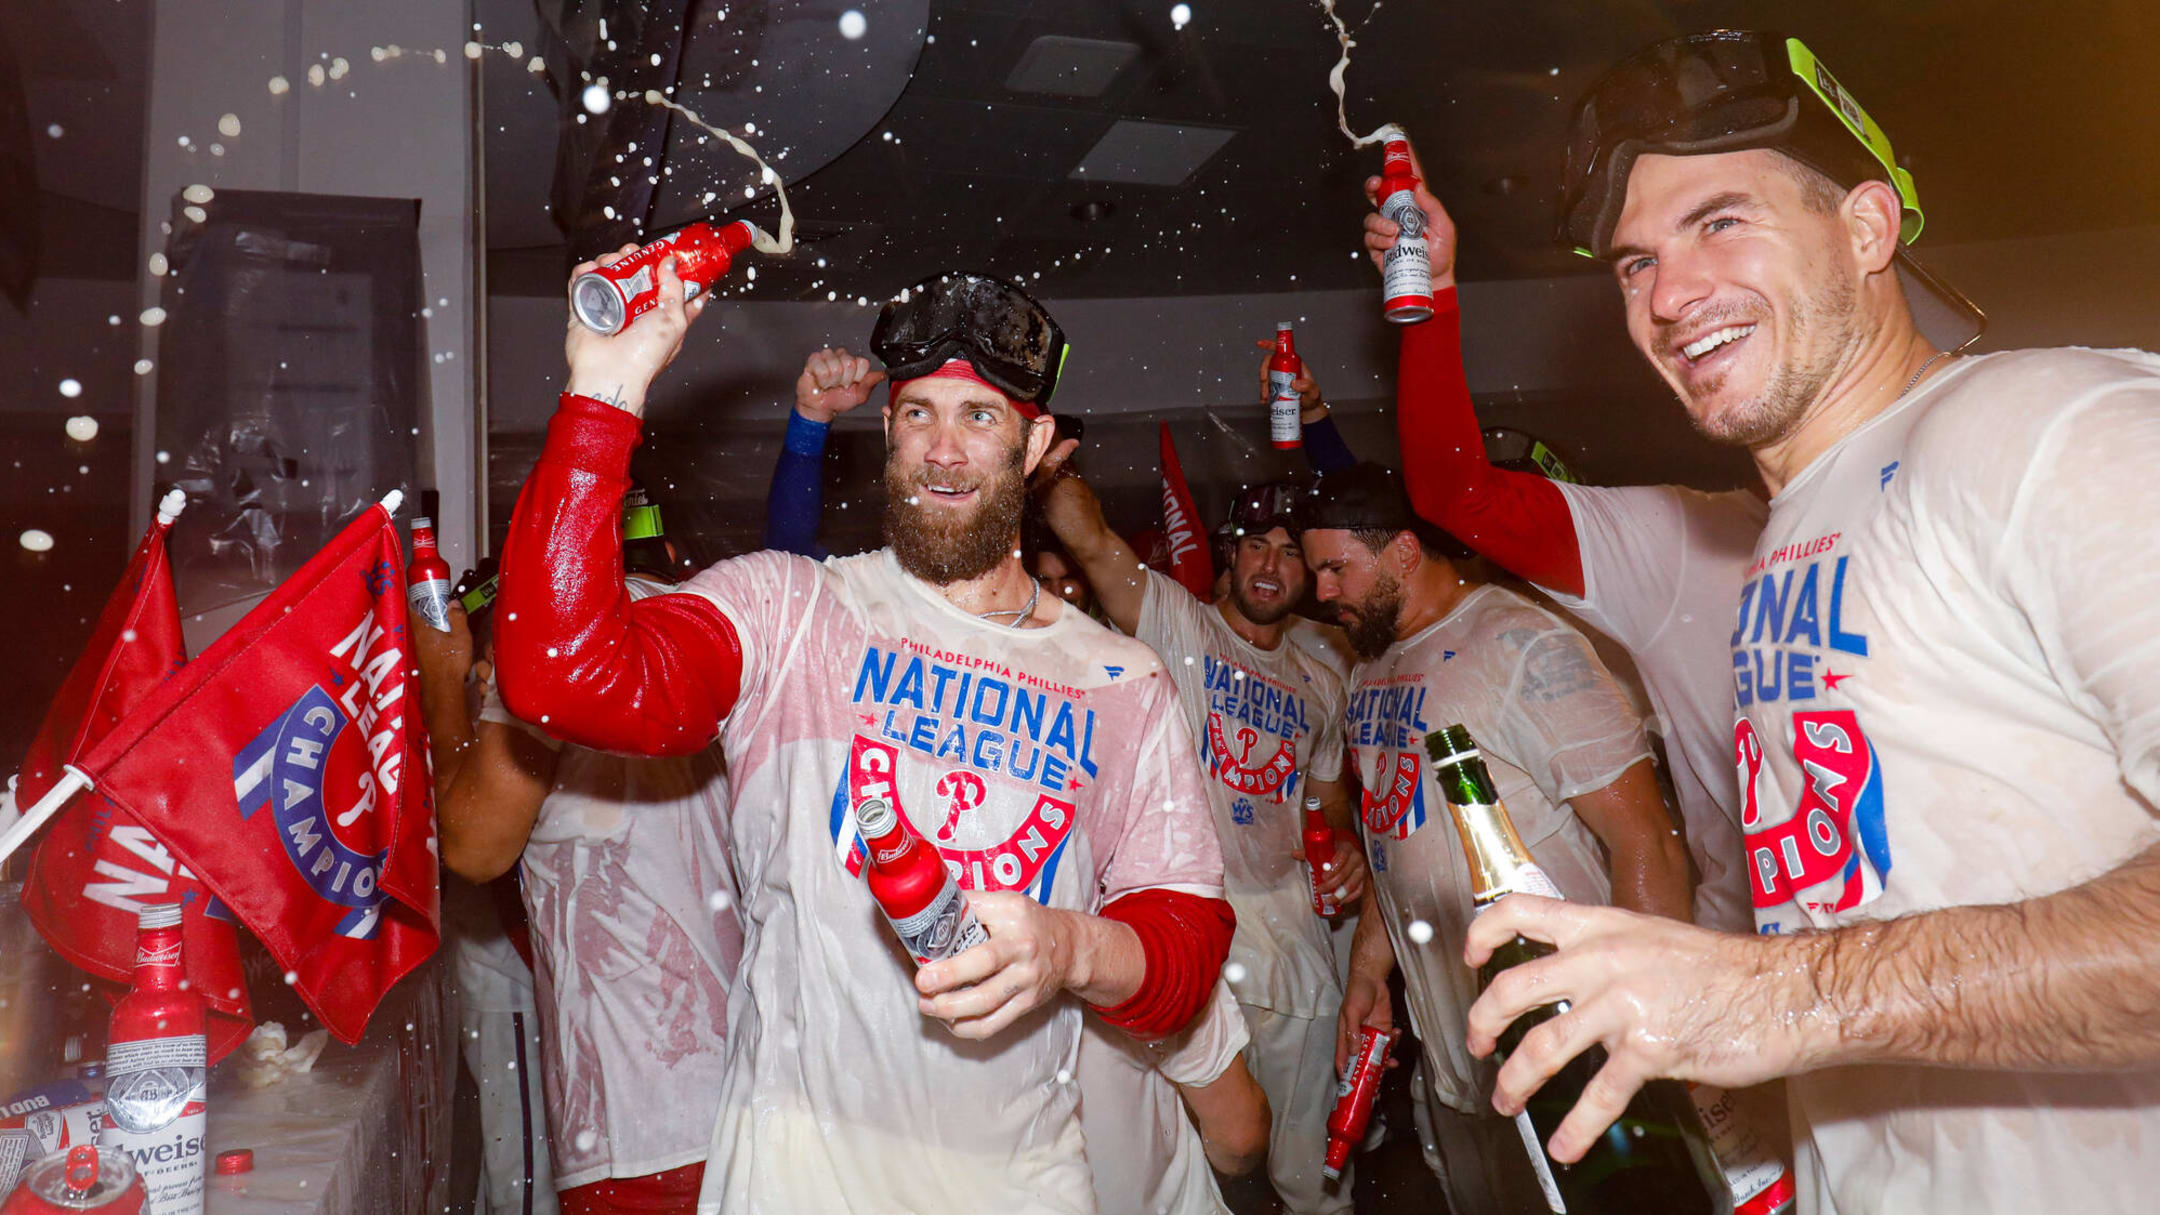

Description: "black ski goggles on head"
1228 481 1303 539
1557 30 1923 259
870 273 1070 408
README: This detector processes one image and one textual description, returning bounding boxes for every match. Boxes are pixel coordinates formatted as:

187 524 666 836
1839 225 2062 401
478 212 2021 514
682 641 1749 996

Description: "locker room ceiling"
16 0 2160 300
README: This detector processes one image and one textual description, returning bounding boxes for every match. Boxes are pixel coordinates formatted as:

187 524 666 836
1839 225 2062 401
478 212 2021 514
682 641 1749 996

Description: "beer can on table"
571 219 766 335
3 1147 147 1215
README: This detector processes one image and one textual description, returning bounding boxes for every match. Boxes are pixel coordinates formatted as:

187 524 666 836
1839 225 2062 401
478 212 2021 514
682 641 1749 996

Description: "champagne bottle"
1427 723 1728 1215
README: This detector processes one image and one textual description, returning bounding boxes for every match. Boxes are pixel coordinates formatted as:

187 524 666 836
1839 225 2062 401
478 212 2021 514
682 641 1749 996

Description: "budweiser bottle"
407 516 454 633
1426 724 1724 1215
571 219 765 335
1265 323 1303 450
98 906 206 1215
1322 1024 1394 1180
1377 132 1435 324
1302 793 1339 917
2 1147 146 1215
855 797 988 967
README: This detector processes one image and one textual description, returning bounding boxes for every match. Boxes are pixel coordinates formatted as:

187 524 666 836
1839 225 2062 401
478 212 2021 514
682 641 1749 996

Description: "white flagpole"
379 489 404 517
0 766 93 868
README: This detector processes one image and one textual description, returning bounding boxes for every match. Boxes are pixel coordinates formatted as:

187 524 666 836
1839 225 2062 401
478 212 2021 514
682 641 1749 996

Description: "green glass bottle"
622 486 684 583
1427 723 1729 1215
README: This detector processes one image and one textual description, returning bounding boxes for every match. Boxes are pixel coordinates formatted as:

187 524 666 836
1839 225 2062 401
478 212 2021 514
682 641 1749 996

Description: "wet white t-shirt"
1733 349 2160 1214
1287 617 1355 681
674 549 1226 1215
1548 482 1767 932
1078 979 1246 1215
1137 571 1347 1018
482 579 741 1187
1344 585 1649 1111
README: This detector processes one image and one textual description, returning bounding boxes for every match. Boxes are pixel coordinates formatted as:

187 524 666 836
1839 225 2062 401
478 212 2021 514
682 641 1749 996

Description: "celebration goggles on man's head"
1227 480 1305 539
871 272 1070 411
1556 30 1923 260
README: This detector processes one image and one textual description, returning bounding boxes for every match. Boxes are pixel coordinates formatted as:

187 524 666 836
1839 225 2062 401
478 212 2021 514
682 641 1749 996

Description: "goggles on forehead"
1557 30 1922 259
870 272 1070 407
1228 481 1304 538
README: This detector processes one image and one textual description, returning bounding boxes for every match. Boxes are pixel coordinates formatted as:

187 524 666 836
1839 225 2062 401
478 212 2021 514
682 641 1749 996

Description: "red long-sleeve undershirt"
495 392 1228 1039
1395 288 1585 598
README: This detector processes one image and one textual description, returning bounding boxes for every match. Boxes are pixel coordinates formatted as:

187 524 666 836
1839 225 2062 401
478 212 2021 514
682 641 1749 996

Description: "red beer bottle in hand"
856 797 988 967
1323 1024 1395 1180
1377 131 1435 324
1266 323 1304 450
407 516 454 633
1303 793 1339 917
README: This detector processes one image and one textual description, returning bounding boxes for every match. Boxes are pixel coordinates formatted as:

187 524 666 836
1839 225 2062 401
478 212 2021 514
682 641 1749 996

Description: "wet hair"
1297 461 1467 560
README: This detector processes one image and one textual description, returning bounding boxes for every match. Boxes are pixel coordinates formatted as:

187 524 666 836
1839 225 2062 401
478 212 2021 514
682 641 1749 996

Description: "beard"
1673 269 1860 449
1338 569 1404 661
883 442 1028 585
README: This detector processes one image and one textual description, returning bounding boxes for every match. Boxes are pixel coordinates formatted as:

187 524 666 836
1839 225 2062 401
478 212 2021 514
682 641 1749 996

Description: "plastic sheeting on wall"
151 190 425 620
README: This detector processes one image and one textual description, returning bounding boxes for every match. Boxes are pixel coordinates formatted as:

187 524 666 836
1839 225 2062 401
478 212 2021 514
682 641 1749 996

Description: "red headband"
892 358 1044 420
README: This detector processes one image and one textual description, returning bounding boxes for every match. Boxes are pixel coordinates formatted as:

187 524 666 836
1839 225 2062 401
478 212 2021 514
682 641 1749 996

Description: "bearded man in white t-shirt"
493 263 1235 1215
1298 462 1695 1214
1458 29 2160 1215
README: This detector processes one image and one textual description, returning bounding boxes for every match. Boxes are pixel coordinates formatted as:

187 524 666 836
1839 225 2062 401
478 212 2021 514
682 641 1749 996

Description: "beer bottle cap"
854 797 896 836
137 903 182 930
215 1149 255 1175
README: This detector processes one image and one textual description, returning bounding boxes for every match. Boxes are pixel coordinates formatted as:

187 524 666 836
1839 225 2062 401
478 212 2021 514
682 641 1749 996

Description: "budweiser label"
1380 191 1433 305
885 883 987 966
407 579 453 633
1268 369 1301 447
1691 1083 1796 1213
1306 861 1338 917
102 1039 207 1215
1512 1112 1568 1214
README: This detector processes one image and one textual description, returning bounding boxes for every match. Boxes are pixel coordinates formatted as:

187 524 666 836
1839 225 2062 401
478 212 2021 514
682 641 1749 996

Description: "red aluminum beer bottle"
98 906 206 1215
1266 323 1303 450
2 1147 147 1215
855 797 988 967
1302 793 1339 917
407 516 454 634
1322 1024 1396 1180
1377 132 1435 324
570 219 766 336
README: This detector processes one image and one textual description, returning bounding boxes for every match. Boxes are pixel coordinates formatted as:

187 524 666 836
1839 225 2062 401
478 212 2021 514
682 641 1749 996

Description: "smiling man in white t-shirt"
1460 30 2160 1214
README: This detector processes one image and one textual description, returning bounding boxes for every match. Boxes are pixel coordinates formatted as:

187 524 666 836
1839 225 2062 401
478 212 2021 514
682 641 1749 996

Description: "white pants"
1241 1006 1354 1215
461 1007 559 1215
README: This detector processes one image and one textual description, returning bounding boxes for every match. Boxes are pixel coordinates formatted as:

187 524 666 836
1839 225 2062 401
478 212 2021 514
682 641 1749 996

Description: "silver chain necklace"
1900 350 1952 399
974 576 1041 628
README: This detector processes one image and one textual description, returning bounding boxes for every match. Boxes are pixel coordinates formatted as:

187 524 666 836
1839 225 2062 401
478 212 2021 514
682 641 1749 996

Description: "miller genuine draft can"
1427 723 1726 1215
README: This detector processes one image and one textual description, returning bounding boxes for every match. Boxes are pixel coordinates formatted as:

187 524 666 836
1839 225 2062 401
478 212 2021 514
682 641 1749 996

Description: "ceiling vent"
1004 36 1140 97
1070 119 1237 186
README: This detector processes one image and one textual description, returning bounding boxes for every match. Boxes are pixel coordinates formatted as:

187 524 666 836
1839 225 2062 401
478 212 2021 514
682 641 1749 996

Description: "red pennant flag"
18 494 255 1062
1158 422 1213 597
66 498 440 1043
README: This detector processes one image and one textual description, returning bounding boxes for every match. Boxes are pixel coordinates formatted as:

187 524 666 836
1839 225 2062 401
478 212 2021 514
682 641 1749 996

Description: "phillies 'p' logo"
232 685 389 939
934 770 988 841
1741 708 1891 914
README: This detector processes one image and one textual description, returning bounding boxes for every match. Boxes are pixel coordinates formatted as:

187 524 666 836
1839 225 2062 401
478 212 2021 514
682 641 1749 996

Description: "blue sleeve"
1303 413 1357 475
763 410 830 558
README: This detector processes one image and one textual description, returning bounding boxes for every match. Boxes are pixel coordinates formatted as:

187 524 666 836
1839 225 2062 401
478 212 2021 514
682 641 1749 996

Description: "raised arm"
1363 139 1584 596
763 347 886 556
494 248 745 757
1029 438 1150 634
